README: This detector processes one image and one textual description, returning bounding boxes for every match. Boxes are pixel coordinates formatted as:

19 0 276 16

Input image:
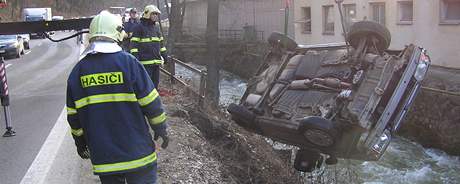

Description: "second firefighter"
130 5 167 89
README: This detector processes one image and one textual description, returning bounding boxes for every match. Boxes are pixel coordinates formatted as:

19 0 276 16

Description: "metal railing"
218 29 264 42
161 56 207 107
219 29 242 41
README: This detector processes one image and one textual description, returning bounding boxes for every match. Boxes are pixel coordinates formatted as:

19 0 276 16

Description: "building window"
343 4 357 31
301 7 311 34
370 2 385 25
323 5 334 35
440 0 460 24
398 1 413 24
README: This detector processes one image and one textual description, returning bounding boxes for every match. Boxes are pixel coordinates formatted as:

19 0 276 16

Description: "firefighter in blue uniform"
66 11 168 184
130 5 167 89
124 8 140 34
122 8 140 51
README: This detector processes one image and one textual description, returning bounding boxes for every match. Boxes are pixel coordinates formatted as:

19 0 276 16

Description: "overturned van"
228 21 430 172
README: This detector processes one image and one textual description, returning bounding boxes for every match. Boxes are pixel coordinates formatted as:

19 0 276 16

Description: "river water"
174 64 460 184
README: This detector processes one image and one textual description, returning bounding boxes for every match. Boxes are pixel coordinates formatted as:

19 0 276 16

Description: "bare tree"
205 0 220 107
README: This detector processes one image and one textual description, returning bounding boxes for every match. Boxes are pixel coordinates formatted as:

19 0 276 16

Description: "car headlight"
414 52 430 81
370 129 392 159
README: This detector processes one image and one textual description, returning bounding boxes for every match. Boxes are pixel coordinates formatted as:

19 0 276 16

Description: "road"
0 33 81 184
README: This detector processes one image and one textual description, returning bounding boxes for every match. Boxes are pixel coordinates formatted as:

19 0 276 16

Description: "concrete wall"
183 0 295 38
401 66 460 155
294 0 460 68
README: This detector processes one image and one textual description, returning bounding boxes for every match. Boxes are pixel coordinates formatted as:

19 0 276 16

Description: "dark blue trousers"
144 65 160 90
99 164 157 184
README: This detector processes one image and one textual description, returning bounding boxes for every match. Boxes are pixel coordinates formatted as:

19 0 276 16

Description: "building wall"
294 0 460 68
183 0 295 39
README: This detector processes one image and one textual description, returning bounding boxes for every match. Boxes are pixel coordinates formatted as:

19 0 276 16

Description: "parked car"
0 35 25 58
19 34 30 49
227 21 431 172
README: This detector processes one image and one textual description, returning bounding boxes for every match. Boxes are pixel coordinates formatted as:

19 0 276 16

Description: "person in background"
121 8 140 51
66 11 169 184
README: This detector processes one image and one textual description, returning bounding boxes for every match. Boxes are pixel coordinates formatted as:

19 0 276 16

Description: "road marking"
24 51 31 55
20 108 69 184
5 64 12 69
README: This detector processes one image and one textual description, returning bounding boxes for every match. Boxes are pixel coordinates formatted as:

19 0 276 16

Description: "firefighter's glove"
74 136 90 159
153 124 169 149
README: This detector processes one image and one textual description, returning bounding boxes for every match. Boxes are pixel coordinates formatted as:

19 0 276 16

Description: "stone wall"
400 66 460 155
173 42 267 79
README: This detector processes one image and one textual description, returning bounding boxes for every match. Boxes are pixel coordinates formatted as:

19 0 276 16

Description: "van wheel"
298 116 340 148
346 21 391 53
267 32 298 51
294 149 323 172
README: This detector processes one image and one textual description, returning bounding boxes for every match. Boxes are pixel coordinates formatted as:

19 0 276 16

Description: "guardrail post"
168 56 176 85
199 73 207 108
0 57 15 137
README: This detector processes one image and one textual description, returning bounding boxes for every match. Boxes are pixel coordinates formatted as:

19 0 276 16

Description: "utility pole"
205 0 220 107
284 0 289 36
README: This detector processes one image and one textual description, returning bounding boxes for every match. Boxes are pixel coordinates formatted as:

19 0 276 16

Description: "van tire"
346 21 391 53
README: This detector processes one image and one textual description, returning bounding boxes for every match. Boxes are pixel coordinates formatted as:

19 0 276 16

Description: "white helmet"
89 11 124 42
142 5 161 19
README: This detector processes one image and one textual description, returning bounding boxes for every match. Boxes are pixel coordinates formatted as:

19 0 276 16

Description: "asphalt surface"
0 32 81 184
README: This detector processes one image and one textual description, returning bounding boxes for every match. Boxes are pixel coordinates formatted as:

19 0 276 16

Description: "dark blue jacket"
130 18 167 65
66 50 167 175
124 17 140 34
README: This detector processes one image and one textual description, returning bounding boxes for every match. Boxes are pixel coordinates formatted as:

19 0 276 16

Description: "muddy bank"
157 81 302 183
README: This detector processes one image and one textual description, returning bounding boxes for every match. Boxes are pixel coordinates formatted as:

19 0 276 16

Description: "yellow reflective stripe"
160 47 167 52
67 107 77 115
75 93 137 109
138 89 159 106
71 128 84 136
151 37 161 42
130 48 139 53
149 112 167 125
159 37 164 41
131 37 141 42
140 60 163 65
93 152 157 173
140 38 151 42
139 37 161 43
